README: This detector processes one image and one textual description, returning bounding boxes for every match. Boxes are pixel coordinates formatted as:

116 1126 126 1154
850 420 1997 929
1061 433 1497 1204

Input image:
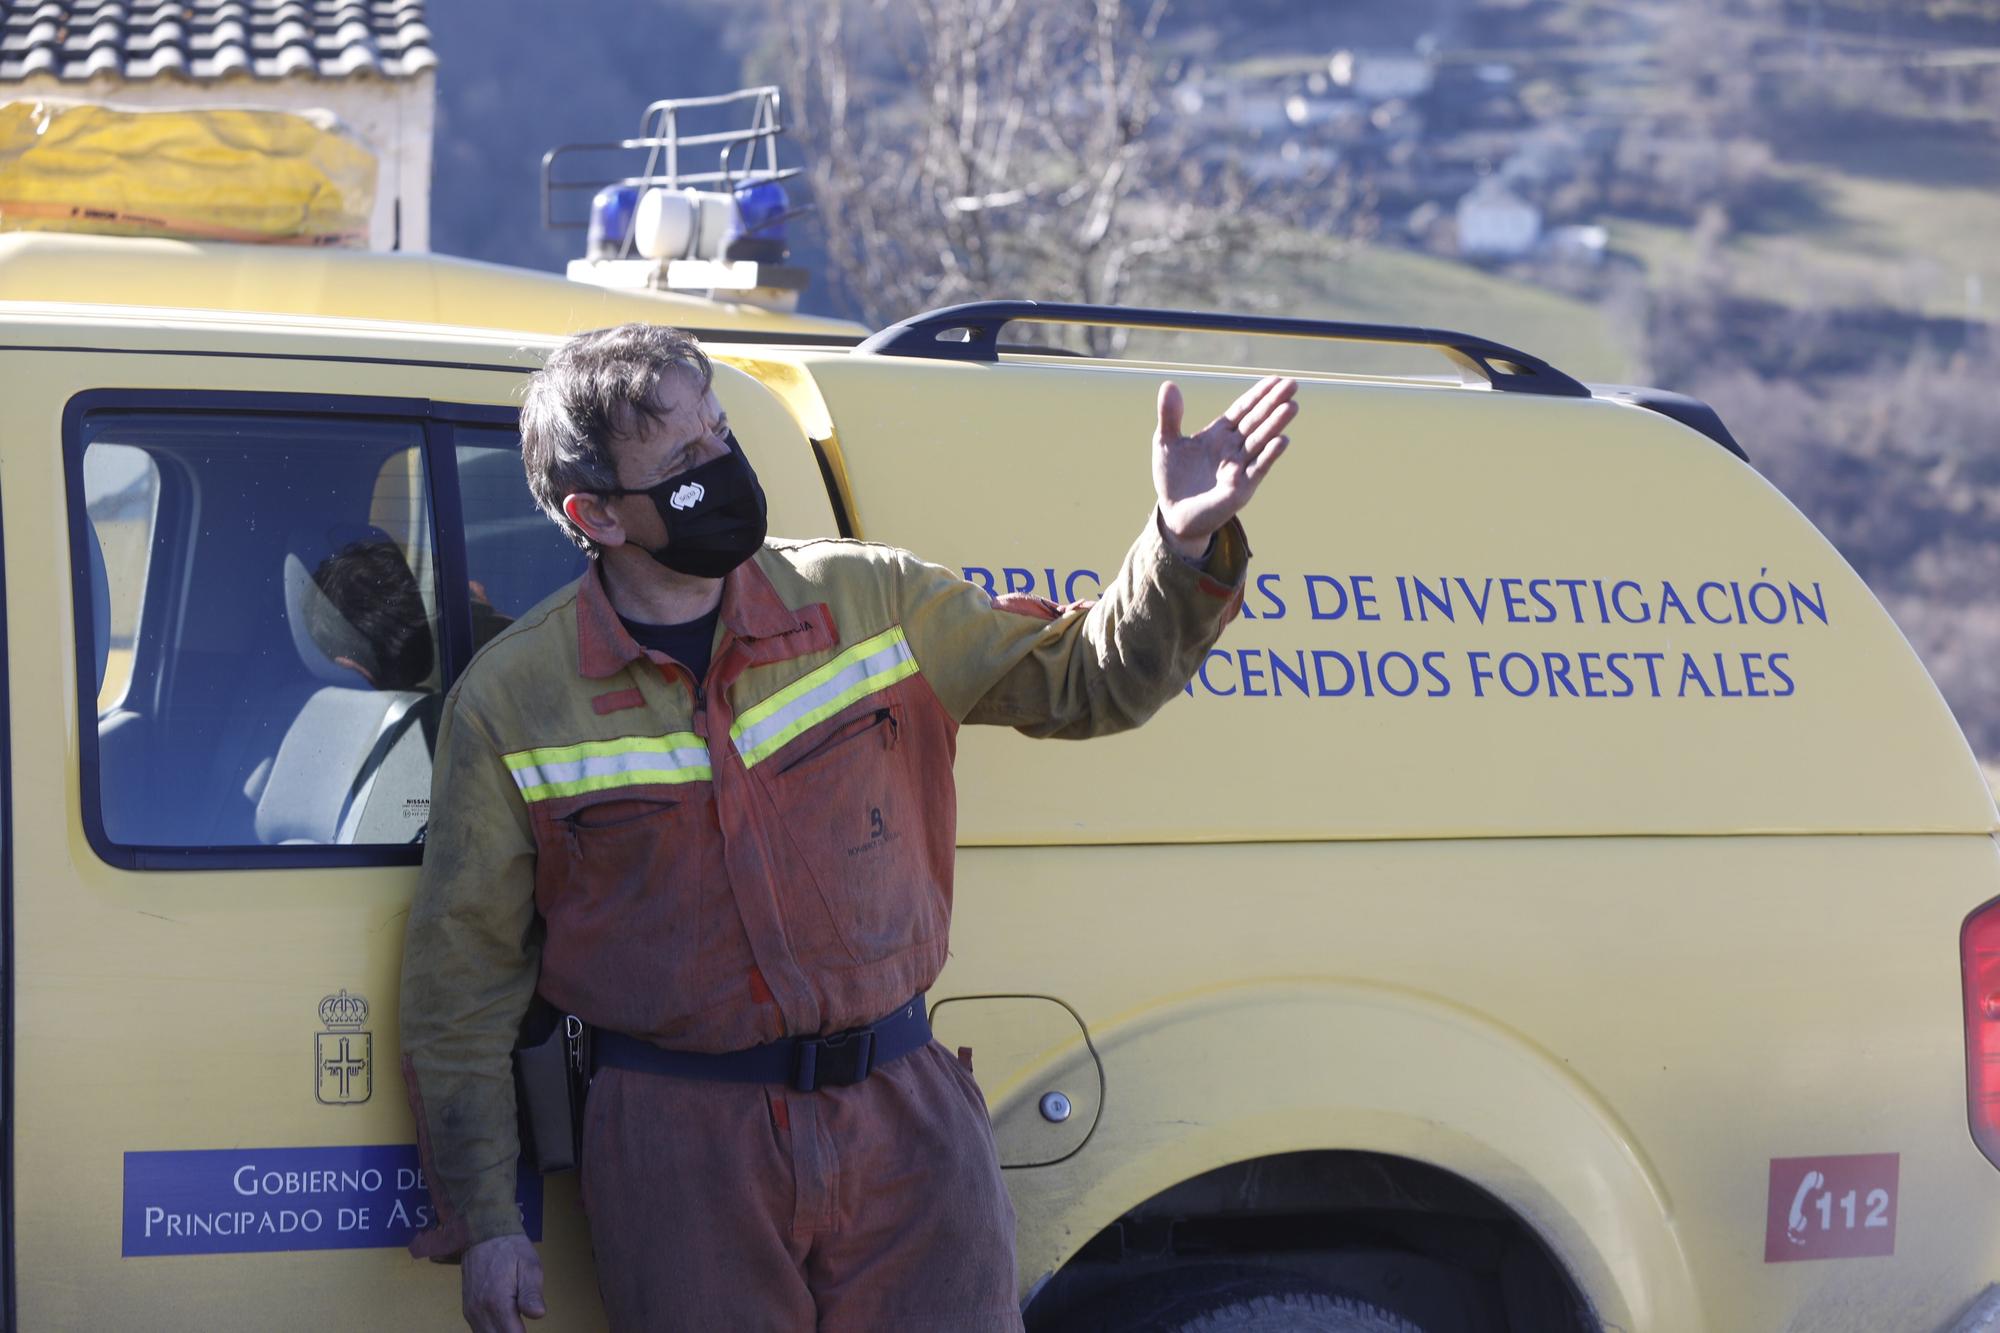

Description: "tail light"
1961 895 2000 1167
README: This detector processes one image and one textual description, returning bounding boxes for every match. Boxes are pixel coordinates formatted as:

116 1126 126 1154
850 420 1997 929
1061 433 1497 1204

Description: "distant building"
1546 223 1608 265
1173 78 1268 134
1328 49 1435 103
1456 178 1541 258
1230 88 1292 135
0 1 436 250
1246 139 1341 183
1283 93 1364 130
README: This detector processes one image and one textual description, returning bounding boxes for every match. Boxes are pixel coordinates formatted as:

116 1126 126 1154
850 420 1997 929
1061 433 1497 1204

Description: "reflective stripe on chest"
504 732 712 803
729 625 920 770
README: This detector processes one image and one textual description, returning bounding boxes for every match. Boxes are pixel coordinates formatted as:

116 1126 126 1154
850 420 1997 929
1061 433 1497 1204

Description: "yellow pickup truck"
5 236 1999 1333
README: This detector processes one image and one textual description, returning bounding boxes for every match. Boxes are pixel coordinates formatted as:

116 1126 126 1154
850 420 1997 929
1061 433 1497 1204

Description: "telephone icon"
1786 1169 1827 1244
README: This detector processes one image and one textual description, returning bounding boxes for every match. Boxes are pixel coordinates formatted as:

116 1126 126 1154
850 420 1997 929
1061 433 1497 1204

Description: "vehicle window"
82 443 160 712
76 409 444 853
454 423 588 647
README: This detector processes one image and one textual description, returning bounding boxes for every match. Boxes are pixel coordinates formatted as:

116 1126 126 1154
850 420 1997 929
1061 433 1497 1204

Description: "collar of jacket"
574 547 836 680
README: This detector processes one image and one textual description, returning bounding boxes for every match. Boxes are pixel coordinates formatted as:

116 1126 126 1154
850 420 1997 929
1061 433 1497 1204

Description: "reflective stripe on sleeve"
730 626 919 769
504 733 711 803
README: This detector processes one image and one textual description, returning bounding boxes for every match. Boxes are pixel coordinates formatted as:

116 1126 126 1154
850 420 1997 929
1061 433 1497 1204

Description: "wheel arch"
1001 981 1699 1331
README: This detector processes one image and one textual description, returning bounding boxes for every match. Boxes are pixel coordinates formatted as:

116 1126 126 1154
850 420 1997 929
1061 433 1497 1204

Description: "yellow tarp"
0 101 376 246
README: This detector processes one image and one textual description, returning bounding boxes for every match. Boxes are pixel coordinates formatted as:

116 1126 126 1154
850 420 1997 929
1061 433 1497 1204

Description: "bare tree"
773 0 1372 351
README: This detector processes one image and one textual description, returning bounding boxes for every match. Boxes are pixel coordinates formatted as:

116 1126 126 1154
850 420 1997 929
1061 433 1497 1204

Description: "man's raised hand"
1152 375 1298 559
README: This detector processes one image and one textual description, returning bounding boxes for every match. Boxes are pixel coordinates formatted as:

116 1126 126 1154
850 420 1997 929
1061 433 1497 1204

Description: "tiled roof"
0 2 435 82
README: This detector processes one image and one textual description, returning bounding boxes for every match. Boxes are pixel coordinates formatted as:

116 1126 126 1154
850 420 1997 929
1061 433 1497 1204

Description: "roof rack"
542 87 814 312
856 300 1594 398
539 86 800 236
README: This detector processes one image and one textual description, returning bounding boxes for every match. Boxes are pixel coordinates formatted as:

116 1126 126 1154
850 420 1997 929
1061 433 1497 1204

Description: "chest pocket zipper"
558 799 682 859
776 707 899 777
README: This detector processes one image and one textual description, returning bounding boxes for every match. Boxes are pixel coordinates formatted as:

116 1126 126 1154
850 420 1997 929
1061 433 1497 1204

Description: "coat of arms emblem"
315 989 373 1105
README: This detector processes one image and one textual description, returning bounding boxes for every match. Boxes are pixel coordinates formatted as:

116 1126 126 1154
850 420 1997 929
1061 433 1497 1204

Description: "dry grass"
1609 142 2000 322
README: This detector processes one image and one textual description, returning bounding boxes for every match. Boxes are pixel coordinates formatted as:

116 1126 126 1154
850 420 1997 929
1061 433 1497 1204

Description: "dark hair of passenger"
308 539 435 692
519 323 715 557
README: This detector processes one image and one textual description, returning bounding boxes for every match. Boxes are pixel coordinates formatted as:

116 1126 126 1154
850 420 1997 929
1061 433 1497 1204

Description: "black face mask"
604 430 768 579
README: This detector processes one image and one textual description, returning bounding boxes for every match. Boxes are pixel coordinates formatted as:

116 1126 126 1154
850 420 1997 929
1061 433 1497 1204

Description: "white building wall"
1457 185 1542 258
1354 57 1434 102
1331 52 1435 102
1229 90 1292 134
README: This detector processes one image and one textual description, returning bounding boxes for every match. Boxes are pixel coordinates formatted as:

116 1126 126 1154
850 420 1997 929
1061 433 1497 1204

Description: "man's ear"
331 655 378 688
562 492 626 550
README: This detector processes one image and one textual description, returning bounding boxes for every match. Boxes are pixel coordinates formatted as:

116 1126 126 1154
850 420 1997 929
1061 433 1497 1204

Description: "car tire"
1051 1264 1430 1333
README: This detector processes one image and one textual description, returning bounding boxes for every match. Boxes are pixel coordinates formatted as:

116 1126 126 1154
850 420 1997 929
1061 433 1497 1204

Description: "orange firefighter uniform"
399 511 1247 1330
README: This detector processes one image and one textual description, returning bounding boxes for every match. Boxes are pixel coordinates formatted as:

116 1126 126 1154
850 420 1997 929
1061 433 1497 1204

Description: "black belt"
592 994 930 1093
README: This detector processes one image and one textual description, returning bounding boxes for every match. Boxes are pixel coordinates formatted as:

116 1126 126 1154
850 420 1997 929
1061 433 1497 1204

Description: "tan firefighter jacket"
399 511 1249 1256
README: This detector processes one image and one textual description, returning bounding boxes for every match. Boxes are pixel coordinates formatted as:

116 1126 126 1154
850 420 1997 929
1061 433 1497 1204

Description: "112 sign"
1765 1154 1899 1262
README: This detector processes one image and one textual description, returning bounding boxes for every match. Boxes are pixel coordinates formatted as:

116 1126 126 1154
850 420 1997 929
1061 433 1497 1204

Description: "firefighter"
400 322 1297 1332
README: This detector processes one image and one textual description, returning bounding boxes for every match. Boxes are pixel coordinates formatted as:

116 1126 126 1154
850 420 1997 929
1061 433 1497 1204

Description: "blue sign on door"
123 1145 543 1257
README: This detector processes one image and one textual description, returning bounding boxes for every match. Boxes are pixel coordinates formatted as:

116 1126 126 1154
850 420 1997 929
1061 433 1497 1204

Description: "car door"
13 320 833 1330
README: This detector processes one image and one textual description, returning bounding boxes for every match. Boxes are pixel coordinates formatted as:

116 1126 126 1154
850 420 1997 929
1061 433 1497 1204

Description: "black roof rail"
1588 383 1749 461
855 300 1592 398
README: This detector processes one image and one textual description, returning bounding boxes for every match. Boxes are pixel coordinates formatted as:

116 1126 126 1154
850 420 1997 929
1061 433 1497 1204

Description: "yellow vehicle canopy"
0 101 375 246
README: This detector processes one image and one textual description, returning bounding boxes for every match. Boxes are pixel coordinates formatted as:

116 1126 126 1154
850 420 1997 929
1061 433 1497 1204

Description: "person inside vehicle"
300 538 516 690
300 536 436 691
399 322 1297 1332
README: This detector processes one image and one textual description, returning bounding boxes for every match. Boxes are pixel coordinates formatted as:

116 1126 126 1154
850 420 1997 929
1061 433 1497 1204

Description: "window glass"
78 411 443 850
454 424 589 648
82 444 160 712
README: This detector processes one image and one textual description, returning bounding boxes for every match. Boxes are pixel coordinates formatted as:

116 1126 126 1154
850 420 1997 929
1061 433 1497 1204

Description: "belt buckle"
792 1028 875 1092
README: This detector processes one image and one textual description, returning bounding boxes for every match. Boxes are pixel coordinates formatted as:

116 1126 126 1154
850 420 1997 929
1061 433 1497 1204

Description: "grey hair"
519 323 715 557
